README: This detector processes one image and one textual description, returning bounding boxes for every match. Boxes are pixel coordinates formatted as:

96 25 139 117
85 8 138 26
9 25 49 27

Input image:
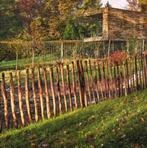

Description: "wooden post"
49 67 56 116
1 73 9 128
102 61 107 98
116 62 121 97
132 58 136 92
97 62 103 99
109 62 114 98
60 64 67 112
9 72 17 128
0 87 2 132
143 55 147 87
84 60 91 104
106 60 111 98
31 68 39 122
140 54 145 89
55 66 62 114
123 61 128 96
142 39 145 52
66 64 73 111
17 71 25 126
89 60 96 103
43 68 51 118
61 41 64 62
80 60 87 107
93 61 100 102
25 69 32 123
113 62 118 97
135 56 139 90
76 60 86 108
108 40 111 57
15 50 18 70
138 56 143 90
126 59 130 94
71 61 78 109
37 68 44 120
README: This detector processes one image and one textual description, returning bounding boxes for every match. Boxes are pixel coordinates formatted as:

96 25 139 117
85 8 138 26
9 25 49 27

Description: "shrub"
108 51 129 65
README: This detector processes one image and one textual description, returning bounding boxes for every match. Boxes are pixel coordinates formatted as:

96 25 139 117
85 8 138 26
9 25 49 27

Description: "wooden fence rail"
0 55 147 132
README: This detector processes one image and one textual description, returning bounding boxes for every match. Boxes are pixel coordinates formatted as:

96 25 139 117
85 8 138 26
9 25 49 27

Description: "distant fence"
0 39 147 71
0 54 147 131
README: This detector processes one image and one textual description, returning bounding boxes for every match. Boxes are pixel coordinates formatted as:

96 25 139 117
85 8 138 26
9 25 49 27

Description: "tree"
63 21 79 39
127 0 147 12
0 0 22 39
17 0 46 40
127 0 140 11
139 0 147 12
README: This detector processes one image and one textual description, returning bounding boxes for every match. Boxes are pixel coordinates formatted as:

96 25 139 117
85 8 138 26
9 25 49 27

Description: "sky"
102 0 128 9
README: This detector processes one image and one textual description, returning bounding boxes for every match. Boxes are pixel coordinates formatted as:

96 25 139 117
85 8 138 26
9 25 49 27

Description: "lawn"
0 89 146 148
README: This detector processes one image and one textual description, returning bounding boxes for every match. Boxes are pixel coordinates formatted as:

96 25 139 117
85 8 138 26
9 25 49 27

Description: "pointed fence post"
1 73 9 128
60 63 68 112
17 71 25 127
49 67 56 116
76 60 86 108
55 66 62 114
31 68 39 122
25 69 32 123
9 72 17 128
66 64 73 111
37 68 44 120
43 68 51 118
71 61 78 109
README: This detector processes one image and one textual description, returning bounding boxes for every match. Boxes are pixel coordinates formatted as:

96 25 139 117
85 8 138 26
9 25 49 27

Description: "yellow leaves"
139 0 147 4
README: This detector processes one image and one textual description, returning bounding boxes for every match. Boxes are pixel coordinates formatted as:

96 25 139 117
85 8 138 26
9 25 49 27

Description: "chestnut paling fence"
0 55 147 131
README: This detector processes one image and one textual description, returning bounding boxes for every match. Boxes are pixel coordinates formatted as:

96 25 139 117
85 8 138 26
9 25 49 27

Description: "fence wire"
0 39 147 71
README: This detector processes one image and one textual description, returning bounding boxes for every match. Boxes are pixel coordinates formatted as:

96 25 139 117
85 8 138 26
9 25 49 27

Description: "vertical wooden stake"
0 87 2 132
126 59 130 94
25 69 32 123
113 63 118 97
84 60 91 104
17 71 25 127
55 66 62 114
9 72 17 128
37 68 44 120
60 64 68 112
123 62 128 96
102 61 107 98
106 60 111 98
116 62 121 97
49 67 56 116
1 73 9 128
77 60 86 108
93 61 100 102
80 60 87 107
66 64 73 111
43 68 51 118
31 68 38 122
144 55 147 87
140 54 145 89
135 56 139 90
89 60 96 103
97 62 103 99
71 61 78 109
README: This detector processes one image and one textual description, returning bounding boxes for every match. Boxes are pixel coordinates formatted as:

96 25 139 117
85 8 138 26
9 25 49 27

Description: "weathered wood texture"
0 55 147 131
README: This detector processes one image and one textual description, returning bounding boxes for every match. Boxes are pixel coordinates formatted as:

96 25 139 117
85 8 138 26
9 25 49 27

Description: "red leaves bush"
108 51 129 64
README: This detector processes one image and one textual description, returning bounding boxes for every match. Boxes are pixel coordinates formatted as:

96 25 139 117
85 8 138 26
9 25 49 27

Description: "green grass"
0 90 147 148
0 53 61 70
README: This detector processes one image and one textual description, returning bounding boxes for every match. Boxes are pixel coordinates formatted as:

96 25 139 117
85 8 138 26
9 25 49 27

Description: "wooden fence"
0 54 147 131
